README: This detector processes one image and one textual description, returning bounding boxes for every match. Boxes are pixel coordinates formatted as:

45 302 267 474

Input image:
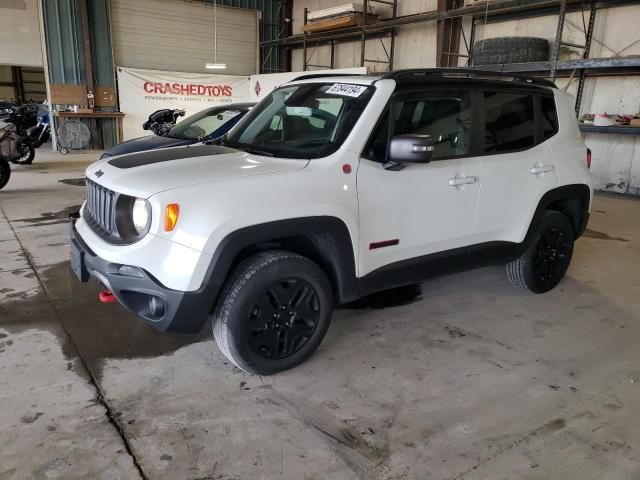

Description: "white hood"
85 144 309 198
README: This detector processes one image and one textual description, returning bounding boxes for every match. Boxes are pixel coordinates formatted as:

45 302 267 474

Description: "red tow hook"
99 290 117 304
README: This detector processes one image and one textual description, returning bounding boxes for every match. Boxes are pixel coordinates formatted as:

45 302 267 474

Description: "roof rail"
291 73 366 82
379 68 556 88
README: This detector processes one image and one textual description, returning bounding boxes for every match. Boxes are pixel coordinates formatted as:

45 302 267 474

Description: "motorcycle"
26 103 51 149
0 121 17 190
142 108 185 137
0 101 17 120
5 103 37 165
0 156 10 191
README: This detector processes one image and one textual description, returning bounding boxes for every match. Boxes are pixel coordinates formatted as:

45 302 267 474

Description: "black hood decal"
108 144 238 169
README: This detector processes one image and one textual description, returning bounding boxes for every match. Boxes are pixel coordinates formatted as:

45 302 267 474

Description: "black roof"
292 68 556 89
380 68 556 88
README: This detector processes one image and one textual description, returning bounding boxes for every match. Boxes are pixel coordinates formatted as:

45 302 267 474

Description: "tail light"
586 148 592 169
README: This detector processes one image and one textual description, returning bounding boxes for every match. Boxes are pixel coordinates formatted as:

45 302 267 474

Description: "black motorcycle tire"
14 143 35 165
0 160 11 190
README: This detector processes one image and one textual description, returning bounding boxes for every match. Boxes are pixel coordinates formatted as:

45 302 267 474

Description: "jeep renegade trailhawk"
70 69 592 374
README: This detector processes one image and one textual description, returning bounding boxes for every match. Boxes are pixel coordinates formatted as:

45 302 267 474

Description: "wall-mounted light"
206 63 227 69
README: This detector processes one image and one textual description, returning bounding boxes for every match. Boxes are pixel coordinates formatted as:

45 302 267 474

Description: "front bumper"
70 221 213 334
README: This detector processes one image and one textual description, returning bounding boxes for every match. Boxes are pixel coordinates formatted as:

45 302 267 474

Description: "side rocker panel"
469 183 590 269
363 184 591 296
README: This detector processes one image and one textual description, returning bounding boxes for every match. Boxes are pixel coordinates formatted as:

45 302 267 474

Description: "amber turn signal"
164 204 180 232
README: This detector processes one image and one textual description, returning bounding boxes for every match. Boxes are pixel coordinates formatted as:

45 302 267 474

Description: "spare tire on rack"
472 36 549 66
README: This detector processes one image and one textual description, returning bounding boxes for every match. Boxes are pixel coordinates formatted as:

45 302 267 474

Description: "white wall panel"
585 134 640 194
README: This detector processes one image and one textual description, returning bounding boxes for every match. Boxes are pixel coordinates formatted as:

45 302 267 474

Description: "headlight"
132 198 151 234
115 196 151 241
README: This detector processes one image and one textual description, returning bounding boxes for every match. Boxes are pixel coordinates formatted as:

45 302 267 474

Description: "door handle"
448 176 478 187
529 164 555 175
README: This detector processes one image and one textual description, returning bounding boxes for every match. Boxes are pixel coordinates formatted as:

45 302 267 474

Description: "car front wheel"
506 210 575 293
212 250 334 375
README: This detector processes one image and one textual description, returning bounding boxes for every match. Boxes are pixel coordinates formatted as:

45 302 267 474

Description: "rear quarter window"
483 91 535 153
540 95 559 140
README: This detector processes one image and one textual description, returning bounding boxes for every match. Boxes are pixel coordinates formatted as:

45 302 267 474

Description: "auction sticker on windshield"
326 84 368 97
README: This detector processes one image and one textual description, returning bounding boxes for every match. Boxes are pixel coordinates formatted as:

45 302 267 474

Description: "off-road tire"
0 160 11 190
506 210 574 293
213 250 334 375
473 36 549 65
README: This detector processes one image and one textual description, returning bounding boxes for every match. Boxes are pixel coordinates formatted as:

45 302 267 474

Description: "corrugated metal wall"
88 0 115 88
43 0 114 85
42 0 86 85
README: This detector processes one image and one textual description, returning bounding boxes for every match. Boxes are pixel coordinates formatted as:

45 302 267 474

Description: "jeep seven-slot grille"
84 178 116 235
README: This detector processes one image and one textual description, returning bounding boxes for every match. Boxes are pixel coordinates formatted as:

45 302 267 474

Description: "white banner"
249 67 368 102
116 67 251 140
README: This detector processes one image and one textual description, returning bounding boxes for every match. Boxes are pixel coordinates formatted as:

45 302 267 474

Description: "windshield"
225 83 374 159
168 107 244 140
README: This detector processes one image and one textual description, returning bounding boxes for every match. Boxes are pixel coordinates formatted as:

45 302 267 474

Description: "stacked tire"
472 36 549 66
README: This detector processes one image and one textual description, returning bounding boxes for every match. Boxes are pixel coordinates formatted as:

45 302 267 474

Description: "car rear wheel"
212 250 334 375
506 210 574 293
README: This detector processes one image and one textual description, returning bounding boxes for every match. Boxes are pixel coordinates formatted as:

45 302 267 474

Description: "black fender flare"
525 183 591 245
197 215 358 316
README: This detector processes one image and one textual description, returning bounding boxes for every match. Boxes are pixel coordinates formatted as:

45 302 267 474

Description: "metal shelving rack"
301 0 399 71
467 0 639 118
265 0 640 124
579 124 640 135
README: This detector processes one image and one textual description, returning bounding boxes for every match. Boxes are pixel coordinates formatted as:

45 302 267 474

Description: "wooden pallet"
302 13 378 33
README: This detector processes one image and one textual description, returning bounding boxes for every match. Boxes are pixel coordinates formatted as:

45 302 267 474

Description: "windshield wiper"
243 147 275 157
203 135 224 145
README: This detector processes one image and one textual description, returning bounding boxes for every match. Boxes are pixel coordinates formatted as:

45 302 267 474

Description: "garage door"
0 0 43 67
110 0 258 75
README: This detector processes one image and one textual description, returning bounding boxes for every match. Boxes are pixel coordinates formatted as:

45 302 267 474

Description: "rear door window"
483 92 535 153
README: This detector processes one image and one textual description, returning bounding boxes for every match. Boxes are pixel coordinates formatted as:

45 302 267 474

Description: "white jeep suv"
70 69 592 374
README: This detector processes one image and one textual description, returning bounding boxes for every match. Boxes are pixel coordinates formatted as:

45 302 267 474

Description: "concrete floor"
1 149 639 480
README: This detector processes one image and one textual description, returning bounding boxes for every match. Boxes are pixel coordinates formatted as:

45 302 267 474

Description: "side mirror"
383 134 434 171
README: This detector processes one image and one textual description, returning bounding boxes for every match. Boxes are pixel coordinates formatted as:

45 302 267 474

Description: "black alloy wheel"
506 210 575 293
213 250 334 375
247 278 320 359
533 227 571 287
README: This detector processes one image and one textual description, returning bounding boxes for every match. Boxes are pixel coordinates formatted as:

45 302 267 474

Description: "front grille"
84 178 116 235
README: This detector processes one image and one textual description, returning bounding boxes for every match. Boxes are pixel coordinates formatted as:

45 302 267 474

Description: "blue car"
100 103 254 159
